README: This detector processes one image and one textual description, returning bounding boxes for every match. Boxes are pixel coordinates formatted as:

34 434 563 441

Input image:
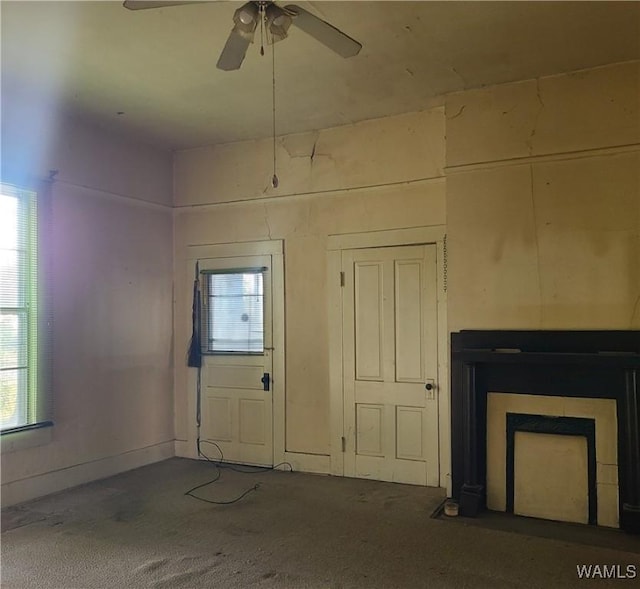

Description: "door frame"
327 226 450 491
185 240 285 466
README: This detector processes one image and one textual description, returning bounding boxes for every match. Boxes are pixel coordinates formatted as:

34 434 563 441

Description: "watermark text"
576 564 637 580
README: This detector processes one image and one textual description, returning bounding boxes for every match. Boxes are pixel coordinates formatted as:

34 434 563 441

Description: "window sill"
1 422 53 454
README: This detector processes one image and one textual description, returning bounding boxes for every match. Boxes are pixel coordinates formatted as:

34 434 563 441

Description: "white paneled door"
199 255 275 466
342 245 439 486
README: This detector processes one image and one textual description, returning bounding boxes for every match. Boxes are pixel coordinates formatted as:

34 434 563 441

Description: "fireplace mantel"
450 330 640 534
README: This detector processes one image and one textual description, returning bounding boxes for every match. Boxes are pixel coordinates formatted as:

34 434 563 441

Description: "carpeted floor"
2 458 639 588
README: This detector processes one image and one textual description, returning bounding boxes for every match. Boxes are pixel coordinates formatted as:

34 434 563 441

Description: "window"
0 182 50 433
203 270 264 354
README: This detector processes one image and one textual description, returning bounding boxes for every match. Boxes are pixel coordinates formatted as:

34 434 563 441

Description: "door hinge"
340 271 345 287
341 436 346 452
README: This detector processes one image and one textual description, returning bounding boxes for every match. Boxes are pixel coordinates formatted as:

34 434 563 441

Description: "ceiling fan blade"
123 1 207 10
285 5 361 58
217 29 252 71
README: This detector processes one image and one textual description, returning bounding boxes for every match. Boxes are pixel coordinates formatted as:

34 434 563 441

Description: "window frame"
200 267 267 356
0 180 52 440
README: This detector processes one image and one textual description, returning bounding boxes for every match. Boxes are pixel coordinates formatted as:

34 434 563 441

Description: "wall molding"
1 440 175 508
174 176 446 212
54 178 173 211
445 143 640 175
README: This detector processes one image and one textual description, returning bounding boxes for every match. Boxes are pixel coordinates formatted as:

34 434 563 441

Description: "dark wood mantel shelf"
455 350 640 367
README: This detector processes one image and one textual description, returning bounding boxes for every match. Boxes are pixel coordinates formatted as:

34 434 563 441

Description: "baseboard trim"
283 452 330 475
174 439 196 459
175 439 331 475
1 440 175 508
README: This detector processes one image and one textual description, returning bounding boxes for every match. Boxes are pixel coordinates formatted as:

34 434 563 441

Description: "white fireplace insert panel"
486 393 619 528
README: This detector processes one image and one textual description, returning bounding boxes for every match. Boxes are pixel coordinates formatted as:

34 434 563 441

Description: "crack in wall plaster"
281 131 320 160
263 204 273 239
310 151 335 164
527 78 546 155
447 105 466 120
530 164 544 327
631 294 640 327
303 201 312 235
308 148 337 177
451 67 468 89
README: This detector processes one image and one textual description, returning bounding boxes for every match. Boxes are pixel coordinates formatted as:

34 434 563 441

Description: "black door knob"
425 383 433 391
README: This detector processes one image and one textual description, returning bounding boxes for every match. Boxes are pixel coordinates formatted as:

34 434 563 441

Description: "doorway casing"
182 240 286 467
327 226 449 491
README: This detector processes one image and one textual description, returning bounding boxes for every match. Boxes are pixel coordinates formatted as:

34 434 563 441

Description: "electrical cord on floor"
184 439 294 505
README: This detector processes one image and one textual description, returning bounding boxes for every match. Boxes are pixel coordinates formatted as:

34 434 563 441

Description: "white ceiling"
2 1 639 151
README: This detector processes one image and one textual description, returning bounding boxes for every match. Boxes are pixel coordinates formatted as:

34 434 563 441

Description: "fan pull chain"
271 36 278 189
259 7 265 56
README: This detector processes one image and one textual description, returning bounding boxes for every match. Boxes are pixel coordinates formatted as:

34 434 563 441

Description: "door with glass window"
199 255 273 466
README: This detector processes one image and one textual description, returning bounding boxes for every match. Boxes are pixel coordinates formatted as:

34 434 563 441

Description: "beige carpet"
2 458 639 588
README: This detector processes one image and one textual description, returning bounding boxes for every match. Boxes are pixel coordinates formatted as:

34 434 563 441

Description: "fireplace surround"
450 330 640 534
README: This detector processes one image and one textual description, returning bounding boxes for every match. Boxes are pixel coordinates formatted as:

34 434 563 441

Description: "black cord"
201 441 293 474
195 367 201 429
185 440 293 505
198 440 293 472
185 476 260 505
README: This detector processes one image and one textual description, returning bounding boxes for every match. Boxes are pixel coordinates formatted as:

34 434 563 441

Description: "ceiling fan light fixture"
233 2 259 33
266 4 292 42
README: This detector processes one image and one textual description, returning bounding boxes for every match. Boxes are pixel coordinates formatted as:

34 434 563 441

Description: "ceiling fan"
123 1 362 71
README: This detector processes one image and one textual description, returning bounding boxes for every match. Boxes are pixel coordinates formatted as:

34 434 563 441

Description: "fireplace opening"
513 431 591 524
506 413 597 525
450 330 640 534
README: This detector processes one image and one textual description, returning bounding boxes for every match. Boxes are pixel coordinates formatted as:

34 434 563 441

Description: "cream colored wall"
1 94 174 505
446 61 640 331
2 54 634 503
174 59 639 472
445 61 639 525
173 109 446 456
